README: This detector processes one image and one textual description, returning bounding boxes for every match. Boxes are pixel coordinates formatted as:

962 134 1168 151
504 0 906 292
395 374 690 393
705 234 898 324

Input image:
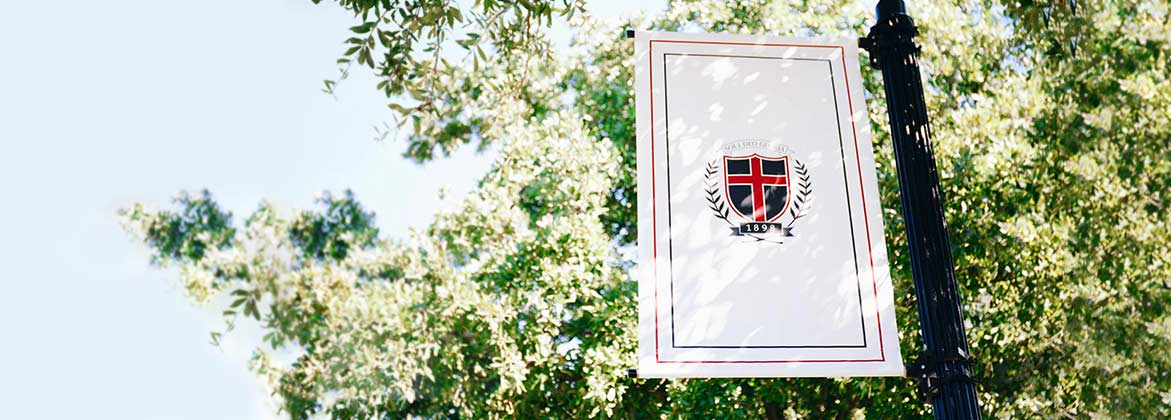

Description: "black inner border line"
828 58 870 349
661 52 868 349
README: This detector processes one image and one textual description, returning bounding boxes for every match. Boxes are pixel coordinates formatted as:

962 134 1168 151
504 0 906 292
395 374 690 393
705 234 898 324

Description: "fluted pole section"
862 1 981 418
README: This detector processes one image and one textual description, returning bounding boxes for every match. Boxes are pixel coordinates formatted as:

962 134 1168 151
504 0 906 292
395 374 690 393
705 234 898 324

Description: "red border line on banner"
648 38 886 364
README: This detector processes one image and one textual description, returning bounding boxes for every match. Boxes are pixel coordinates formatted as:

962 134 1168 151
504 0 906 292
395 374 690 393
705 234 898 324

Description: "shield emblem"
723 154 791 222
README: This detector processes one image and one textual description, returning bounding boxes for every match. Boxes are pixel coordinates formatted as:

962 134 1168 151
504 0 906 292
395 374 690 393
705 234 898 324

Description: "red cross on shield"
722 154 792 222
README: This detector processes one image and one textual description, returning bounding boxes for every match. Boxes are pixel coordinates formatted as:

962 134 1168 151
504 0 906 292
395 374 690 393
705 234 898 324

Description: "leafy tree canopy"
123 0 1171 418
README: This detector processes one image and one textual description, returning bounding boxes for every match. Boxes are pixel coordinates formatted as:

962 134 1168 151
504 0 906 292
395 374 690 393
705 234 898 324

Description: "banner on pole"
635 31 903 377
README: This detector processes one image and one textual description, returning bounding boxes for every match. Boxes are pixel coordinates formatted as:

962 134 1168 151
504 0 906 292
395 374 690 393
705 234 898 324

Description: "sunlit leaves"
317 0 587 162
289 190 379 261
120 190 235 265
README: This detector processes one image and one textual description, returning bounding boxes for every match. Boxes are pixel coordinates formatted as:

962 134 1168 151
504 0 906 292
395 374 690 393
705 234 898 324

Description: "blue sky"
0 0 653 418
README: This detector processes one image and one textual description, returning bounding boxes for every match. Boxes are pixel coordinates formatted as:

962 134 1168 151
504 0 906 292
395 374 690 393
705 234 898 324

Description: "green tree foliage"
317 0 587 161
122 0 1171 418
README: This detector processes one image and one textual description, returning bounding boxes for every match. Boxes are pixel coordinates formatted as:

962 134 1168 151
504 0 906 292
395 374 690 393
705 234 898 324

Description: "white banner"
635 30 904 377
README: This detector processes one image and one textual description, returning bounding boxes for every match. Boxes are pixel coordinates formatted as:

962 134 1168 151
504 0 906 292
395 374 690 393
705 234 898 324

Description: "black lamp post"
860 0 982 418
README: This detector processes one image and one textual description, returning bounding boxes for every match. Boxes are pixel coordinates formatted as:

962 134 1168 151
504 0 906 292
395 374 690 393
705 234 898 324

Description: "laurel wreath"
788 159 813 225
704 158 813 245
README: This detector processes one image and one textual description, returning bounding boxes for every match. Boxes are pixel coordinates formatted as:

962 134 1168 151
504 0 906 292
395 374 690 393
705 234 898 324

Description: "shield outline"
722 153 792 222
